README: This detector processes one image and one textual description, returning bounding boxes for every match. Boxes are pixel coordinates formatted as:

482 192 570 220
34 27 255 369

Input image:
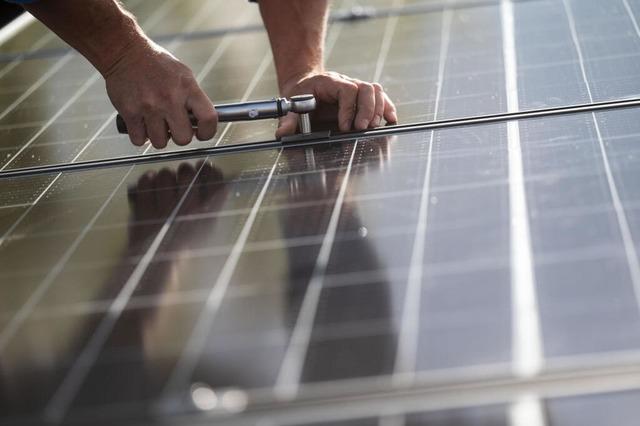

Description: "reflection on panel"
2 0 640 425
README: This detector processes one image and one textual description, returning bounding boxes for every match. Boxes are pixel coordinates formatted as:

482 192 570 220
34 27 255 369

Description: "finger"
138 171 154 192
275 113 299 138
333 79 358 132
187 88 218 141
371 83 385 128
155 167 177 190
123 115 147 147
167 109 194 146
145 116 170 149
177 162 197 187
134 171 155 219
155 168 177 215
382 92 398 124
198 161 215 201
354 82 376 130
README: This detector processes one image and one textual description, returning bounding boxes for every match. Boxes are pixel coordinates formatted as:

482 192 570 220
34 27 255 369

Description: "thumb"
275 113 298 139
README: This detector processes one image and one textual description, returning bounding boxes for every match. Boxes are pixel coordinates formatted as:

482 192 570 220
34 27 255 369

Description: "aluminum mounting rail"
1 97 640 180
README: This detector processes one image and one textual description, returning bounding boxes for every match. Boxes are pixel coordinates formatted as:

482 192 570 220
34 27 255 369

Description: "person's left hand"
276 71 398 138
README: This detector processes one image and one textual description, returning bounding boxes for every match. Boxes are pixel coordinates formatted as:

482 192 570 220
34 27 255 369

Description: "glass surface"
2 0 640 169
3 0 640 425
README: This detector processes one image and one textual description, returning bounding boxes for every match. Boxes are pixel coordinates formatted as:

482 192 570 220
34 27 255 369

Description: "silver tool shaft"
115 95 316 134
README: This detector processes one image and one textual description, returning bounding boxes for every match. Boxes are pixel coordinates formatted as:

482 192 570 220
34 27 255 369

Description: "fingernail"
341 119 352 130
373 115 382 127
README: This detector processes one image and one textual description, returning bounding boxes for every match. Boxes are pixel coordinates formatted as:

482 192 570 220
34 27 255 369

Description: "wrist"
93 11 151 78
101 33 157 79
279 67 324 97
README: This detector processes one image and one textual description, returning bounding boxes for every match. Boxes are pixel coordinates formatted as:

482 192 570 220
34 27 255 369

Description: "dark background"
0 3 22 27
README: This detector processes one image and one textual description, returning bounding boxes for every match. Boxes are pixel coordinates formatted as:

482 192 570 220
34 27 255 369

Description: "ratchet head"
289 94 317 114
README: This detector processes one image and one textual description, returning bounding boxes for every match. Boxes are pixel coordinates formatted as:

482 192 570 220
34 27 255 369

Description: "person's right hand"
105 40 218 149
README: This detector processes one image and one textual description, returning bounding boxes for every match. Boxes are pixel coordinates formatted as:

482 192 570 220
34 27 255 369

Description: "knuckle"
149 90 178 113
341 81 359 96
119 105 139 119
140 97 158 114
179 73 197 90
320 73 338 86
325 71 341 80
360 105 376 116
373 83 384 93
359 82 374 92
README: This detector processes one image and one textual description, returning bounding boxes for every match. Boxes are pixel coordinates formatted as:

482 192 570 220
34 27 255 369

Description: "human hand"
128 161 226 222
106 40 218 149
276 71 398 138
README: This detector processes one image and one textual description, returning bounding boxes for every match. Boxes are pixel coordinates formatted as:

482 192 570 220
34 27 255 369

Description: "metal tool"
115 94 317 135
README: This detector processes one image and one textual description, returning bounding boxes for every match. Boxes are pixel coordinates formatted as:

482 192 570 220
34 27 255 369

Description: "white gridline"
0 0 183 350
393 0 452 385
501 0 545 425
275 0 400 399
0 0 639 424
0 0 170 246
42 0 357 420
161 0 356 401
0 0 240 352
562 0 640 311
0 0 149 154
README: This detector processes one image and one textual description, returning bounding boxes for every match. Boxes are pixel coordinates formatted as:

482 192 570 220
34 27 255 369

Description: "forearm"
23 0 149 77
258 0 329 93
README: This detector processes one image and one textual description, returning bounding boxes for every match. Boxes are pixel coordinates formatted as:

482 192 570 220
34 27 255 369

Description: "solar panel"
3 0 640 425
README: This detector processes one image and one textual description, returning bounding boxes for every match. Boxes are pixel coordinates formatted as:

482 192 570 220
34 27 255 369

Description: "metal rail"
189 359 640 426
1 97 640 179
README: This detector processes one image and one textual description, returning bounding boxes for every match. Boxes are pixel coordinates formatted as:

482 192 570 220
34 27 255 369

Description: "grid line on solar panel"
272 142 359 398
2 0 640 426
562 0 640 311
5 0 640 175
3 0 229 169
0 0 146 156
500 1 544 402
40 146 280 420
0 30 56 81
0 0 264 173
0 6 416 420
1 109 640 422
394 4 451 385
41 159 219 421
2 0 264 420
0 0 308 264
5 132 412 416
0 0 256 250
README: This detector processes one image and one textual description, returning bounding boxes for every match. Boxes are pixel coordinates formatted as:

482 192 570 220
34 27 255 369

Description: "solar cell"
546 390 640 426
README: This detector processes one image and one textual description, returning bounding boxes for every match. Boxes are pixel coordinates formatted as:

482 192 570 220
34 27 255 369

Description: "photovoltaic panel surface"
1 0 640 171
3 0 640 425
